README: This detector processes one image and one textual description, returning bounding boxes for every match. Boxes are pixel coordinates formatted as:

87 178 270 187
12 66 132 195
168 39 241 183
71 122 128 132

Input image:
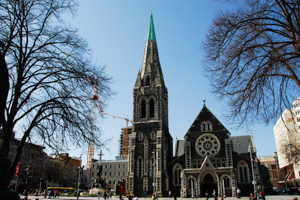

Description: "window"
238 161 249 183
146 76 150 86
172 164 182 186
141 100 146 118
223 177 230 188
109 172 111 176
150 99 155 118
138 157 143 177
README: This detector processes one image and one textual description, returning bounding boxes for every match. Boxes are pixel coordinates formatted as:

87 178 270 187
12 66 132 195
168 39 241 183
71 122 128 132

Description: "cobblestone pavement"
19 195 300 200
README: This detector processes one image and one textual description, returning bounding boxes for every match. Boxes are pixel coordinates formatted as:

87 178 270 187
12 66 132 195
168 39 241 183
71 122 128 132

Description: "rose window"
196 134 220 157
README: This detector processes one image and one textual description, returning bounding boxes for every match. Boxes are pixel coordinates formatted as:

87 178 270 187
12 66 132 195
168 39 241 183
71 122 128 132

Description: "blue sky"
48 0 276 165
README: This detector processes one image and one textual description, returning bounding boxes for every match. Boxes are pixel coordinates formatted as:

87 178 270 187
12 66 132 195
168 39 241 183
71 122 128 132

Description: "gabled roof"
185 104 229 136
231 133 256 154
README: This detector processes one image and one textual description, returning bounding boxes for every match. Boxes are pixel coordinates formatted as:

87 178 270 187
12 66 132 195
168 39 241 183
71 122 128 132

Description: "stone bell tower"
126 12 173 196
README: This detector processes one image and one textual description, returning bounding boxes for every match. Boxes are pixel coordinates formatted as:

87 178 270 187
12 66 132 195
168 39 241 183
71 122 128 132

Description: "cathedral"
125 12 260 198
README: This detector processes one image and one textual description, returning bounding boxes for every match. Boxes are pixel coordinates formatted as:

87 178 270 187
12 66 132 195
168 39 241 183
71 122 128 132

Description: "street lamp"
273 152 279 186
249 144 257 196
152 150 156 195
39 178 42 196
77 155 83 199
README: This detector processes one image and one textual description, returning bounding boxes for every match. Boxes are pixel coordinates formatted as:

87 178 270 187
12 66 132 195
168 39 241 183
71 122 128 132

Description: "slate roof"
174 139 185 157
231 135 255 154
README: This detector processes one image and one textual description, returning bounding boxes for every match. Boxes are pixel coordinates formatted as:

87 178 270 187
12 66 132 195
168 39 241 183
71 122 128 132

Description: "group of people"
98 190 113 200
47 189 60 198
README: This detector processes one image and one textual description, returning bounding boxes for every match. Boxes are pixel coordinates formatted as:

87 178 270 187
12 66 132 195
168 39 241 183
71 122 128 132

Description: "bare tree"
0 0 113 188
203 0 300 126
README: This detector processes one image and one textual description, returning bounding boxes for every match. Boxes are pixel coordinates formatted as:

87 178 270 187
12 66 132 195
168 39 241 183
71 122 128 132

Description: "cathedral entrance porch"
200 172 218 197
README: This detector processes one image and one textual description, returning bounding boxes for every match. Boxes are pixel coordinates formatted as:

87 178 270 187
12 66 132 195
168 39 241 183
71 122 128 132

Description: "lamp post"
77 155 82 199
152 150 156 195
249 144 257 196
273 152 279 186
39 178 42 196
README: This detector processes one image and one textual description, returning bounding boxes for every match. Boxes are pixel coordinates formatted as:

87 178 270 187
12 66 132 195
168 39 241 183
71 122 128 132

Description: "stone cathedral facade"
125 13 261 198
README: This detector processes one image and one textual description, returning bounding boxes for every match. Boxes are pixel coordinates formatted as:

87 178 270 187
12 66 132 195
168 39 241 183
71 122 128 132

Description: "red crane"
88 77 132 166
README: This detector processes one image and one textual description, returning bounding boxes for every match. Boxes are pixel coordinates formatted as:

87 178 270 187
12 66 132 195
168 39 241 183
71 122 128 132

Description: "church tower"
126 12 173 196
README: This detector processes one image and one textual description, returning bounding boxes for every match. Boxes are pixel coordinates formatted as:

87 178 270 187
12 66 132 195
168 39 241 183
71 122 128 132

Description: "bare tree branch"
0 0 114 188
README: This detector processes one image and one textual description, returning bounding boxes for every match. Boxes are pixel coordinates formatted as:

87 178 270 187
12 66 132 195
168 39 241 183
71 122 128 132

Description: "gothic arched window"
141 100 146 118
146 76 150 86
137 157 143 177
172 164 182 186
150 99 155 118
238 161 249 184
223 176 230 188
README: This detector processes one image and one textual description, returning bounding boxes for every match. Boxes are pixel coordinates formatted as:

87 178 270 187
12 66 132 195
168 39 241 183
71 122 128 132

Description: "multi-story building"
274 97 300 186
48 152 82 188
259 155 280 188
0 132 49 191
91 157 128 191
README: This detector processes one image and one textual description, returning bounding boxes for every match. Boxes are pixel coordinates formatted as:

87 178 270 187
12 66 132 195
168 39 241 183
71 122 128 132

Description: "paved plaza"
19 195 300 200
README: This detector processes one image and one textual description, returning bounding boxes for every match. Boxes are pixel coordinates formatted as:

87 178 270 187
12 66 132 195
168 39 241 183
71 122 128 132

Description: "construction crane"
88 76 133 165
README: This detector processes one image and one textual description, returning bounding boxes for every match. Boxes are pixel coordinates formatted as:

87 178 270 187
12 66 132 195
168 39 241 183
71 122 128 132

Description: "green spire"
147 12 156 41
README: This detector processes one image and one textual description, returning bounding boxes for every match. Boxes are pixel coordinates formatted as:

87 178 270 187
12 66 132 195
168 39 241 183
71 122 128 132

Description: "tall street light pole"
249 144 257 196
152 150 156 195
39 178 42 196
273 152 279 187
77 154 82 199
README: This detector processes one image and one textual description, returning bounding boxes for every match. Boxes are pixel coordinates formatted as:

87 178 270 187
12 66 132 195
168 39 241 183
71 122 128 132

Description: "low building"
91 157 128 192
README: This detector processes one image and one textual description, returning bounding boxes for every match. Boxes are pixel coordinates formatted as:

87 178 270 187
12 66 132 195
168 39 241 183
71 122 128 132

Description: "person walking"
104 191 107 200
205 190 209 200
237 188 241 198
258 192 265 200
98 191 101 200
249 193 254 200
212 190 217 200
173 193 177 200
169 191 172 198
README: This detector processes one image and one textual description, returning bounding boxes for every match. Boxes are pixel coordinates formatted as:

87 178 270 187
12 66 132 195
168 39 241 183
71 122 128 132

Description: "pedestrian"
104 191 107 200
205 190 209 200
237 188 241 198
249 193 254 200
55 190 59 198
258 192 265 200
98 191 101 200
173 193 177 200
135 196 138 200
151 194 155 200
169 190 172 198
212 190 217 200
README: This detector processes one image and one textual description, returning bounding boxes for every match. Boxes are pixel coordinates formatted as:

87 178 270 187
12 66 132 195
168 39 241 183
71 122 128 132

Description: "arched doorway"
201 173 217 197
